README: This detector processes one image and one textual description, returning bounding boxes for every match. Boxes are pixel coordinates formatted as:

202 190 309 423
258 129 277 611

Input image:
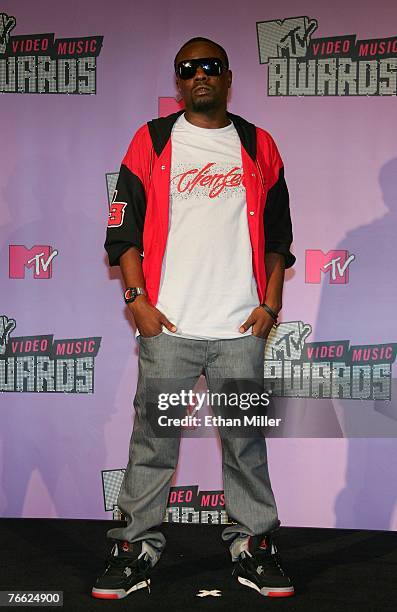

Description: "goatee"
191 98 218 113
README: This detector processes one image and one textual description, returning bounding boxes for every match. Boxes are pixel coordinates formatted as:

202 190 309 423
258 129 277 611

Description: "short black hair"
174 37 229 72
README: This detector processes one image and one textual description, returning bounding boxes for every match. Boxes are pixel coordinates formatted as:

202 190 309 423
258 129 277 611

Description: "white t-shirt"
155 113 259 340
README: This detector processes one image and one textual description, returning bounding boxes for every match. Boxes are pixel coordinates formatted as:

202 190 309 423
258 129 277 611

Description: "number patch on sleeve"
108 190 127 227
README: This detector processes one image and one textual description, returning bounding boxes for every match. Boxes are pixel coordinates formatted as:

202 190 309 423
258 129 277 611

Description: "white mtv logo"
27 250 59 276
0 315 16 356
257 16 318 64
265 321 312 361
0 13 16 55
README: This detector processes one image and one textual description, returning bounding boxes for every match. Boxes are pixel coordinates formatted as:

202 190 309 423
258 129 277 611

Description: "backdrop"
1 0 397 531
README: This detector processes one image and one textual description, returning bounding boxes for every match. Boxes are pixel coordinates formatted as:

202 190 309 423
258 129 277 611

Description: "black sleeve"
104 164 147 266
264 167 296 268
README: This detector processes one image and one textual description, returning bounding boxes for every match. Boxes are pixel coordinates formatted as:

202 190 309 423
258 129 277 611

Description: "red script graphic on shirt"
172 162 244 198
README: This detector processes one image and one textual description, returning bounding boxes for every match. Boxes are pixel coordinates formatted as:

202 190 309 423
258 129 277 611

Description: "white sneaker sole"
237 576 294 597
91 579 150 600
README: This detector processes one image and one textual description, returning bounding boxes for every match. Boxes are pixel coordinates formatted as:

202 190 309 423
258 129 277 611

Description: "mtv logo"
9 245 59 279
0 315 16 356
265 321 312 361
106 173 119 206
0 13 16 55
305 249 355 284
257 16 318 64
102 469 125 511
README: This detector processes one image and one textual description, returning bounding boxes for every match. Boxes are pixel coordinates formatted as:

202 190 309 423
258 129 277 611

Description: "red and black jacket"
105 110 295 305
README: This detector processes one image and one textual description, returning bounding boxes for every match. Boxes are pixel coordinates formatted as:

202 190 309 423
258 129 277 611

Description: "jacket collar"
147 110 256 161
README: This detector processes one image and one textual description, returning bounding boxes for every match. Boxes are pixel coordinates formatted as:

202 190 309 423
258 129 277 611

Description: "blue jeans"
107 333 279 564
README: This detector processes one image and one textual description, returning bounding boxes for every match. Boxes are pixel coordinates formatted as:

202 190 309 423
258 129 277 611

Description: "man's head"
174 37 232 114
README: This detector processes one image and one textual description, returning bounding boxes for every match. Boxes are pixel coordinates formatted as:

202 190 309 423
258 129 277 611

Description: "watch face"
125 288 136 301
124 288 146 303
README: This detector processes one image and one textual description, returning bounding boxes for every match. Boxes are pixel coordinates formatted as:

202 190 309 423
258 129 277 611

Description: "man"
93 37 296 600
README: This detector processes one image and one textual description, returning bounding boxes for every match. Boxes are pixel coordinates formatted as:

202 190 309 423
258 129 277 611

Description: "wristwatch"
124 287 146 304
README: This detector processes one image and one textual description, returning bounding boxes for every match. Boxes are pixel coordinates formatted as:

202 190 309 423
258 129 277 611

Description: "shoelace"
243 549 286 577
104 553 152 592
105 554 137 573
106 554 148 574
265 552 286 576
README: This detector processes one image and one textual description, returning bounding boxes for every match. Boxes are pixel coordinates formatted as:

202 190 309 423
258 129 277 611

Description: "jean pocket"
139 331 164 341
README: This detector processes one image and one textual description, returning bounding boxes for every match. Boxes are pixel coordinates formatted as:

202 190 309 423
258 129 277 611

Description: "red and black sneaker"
232 534 294 598
92 540 152 600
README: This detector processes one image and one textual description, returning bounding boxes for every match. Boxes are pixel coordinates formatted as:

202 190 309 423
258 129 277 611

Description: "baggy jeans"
107 332 279 564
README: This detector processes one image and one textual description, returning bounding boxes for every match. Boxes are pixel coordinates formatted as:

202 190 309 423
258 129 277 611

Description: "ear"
227 70 233 89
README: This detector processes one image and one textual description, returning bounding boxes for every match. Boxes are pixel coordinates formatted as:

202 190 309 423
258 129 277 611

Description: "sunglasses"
176 57 226 80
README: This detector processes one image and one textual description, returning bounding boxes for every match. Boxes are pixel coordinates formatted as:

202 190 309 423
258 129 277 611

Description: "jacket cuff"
265 243 296 269
105 242 141 267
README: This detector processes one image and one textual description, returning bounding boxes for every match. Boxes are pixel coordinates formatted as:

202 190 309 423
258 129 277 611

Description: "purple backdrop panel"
1 0 396 530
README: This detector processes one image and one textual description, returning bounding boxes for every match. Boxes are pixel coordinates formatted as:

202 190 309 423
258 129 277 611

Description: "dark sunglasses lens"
178 62 197 80
201 59 223 76
177 58 224 79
